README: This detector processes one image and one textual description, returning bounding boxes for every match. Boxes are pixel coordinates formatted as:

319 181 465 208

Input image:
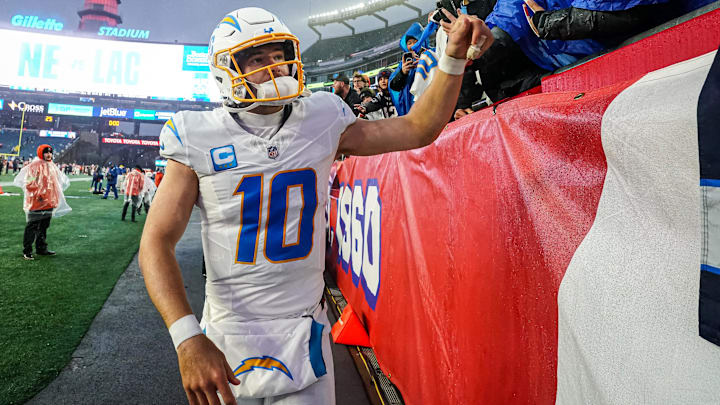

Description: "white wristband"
168 314 203 350
438 53 467 76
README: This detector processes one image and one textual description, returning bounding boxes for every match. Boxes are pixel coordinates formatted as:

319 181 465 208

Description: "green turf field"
0 172 20 184
0 178 146 405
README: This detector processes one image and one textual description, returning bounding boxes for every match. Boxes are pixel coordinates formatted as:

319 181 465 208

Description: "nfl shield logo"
267 146 279 160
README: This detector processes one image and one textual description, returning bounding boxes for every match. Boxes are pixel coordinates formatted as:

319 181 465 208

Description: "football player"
139 7 492 405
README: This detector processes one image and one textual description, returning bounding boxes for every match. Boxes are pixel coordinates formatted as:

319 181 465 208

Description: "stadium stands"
10 129 76 159
302 15 429 82
0 82 211 168
0 128 20 155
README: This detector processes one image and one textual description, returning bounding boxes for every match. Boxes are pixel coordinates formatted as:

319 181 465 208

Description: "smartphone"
403 52 414 63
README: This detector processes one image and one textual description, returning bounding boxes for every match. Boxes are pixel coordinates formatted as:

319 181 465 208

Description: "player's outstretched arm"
338 11 493 157
139 159 239 405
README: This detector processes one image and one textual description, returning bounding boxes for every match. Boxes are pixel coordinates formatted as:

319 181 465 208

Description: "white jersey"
410 49 439 101
160 92 356 322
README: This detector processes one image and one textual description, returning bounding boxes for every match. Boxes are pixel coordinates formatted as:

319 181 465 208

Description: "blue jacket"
486 0 619 71
389 22 437 116
106 166 120 185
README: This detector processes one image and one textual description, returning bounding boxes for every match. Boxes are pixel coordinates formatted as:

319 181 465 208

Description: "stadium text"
2 29 219 101
102 138 159 147
99 107 130 118
7 100 44 113
17 43 140 86
334 179 382 310
98 27 150 40
11 15 63 31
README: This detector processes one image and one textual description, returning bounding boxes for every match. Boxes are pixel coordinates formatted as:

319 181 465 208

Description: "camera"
403 52 414 63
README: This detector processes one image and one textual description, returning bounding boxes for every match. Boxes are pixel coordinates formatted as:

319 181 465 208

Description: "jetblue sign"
11 15 64 31
95 106 131 118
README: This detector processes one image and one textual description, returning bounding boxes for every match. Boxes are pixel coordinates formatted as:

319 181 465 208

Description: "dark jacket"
340 88 363 116
363 87 396 119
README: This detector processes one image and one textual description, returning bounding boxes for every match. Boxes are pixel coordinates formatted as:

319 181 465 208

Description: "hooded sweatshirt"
389 22 436 116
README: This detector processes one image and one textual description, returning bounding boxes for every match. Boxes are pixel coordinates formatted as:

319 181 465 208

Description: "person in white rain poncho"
137 171 157 216
14 144 71 260
121 165 145 222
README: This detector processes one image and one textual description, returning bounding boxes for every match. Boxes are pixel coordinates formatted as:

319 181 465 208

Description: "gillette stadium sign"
98 27 150 39
11 15 64 31
10 15 150 40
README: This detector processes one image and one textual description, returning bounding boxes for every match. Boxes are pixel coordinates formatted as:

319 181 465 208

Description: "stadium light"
308 0 406 26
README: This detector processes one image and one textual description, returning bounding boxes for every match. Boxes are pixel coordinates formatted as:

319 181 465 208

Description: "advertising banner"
94 106 132 118
3 100 45 113
102 137 159 147
327 51 720 404
39 130 76 138
183 46 211 72
0 28 219 101
47 103 93 117
154 111 174 120
133 109 156 120
133 110 176 121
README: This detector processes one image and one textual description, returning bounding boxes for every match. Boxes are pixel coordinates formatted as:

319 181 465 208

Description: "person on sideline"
102 163 120 199
121 165 145 222
14 145 71 260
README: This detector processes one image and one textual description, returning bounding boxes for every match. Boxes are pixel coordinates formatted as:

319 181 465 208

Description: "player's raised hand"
439 8 494 61
177 335 240 405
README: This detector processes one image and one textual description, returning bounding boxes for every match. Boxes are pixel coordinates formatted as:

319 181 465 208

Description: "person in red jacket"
122 165 145 222
154 169 164 187
15 145 71 260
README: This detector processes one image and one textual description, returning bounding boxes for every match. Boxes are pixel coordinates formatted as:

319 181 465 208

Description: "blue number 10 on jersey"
233 168 318 264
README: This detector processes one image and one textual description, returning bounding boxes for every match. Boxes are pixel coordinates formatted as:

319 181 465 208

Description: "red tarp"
542 8 720 93
326 80 635 404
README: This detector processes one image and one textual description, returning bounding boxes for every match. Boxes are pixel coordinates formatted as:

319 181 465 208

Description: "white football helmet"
209 8 309 112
